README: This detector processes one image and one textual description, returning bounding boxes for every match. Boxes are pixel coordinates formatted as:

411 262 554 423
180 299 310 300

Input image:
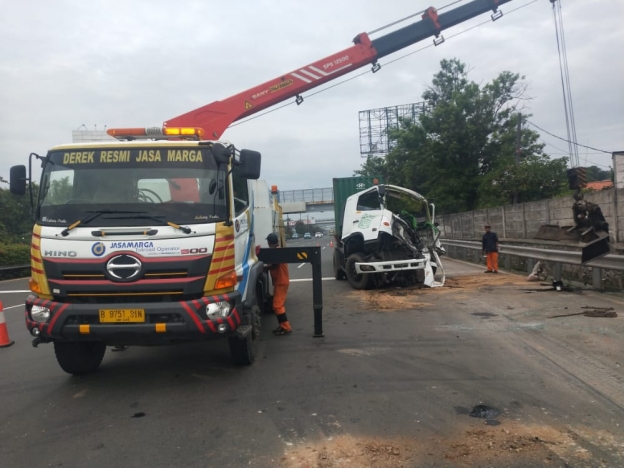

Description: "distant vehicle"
304 232 312 239
292 232 299 239
315 232 323 238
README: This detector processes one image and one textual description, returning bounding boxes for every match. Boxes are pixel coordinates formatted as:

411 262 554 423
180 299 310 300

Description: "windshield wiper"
110 213 192 234
60 210 144 237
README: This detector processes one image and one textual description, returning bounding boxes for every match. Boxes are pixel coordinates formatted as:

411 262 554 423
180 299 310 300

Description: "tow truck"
10 0 516 374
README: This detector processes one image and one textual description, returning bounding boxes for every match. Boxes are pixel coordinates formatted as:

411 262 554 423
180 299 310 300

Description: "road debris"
548 307 616 319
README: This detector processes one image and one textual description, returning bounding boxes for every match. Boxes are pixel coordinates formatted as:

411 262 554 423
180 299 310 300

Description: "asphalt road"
1 240 623 467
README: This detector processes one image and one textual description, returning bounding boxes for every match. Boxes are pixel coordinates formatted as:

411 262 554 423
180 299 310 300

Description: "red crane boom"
164 0 513 139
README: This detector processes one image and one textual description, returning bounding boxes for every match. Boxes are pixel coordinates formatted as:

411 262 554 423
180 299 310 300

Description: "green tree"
353 154 389 181
478 153 569 206
0 186 37 243
584 165 613 182
357 59 569 212
294 220 305 235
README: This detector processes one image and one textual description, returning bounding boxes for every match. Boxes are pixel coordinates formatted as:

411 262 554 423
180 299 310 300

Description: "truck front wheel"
53 341 106 375
229 304 260 365
345 252 372 290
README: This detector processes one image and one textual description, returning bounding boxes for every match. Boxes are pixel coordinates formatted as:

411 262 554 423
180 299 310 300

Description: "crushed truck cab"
333 182 445 290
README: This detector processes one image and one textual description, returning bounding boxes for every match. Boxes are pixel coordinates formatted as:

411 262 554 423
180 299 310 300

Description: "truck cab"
11 129 268 373
333 183 445 290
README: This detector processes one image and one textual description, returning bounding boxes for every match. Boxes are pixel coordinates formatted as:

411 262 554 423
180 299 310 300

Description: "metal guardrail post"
553 263 562 282
504 254 511 270
527 258 534 274
592 267 602 290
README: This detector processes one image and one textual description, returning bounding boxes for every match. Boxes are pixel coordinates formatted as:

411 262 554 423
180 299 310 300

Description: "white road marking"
0 290 31 294
322 247 326 250
2 304 24 310
290 277 336 282
297 263 306 269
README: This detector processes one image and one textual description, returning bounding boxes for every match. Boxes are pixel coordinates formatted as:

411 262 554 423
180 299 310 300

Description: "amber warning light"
106 127 205 140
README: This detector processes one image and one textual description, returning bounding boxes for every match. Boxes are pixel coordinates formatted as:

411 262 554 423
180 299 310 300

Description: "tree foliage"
356 59 569 212
585 165 613 182
0 185 36 244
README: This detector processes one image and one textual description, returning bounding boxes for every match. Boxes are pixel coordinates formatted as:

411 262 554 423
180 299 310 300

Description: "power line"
551 0 579 167
231 0 539 129
528 120 612 154
536 138 610 169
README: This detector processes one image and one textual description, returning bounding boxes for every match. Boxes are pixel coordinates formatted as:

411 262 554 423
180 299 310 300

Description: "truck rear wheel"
229 304 260 365
333 249 346 280
345 252 372 290
53 341 106 375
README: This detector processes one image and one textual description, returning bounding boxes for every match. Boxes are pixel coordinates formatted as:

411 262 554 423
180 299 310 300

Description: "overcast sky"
1 0 622 193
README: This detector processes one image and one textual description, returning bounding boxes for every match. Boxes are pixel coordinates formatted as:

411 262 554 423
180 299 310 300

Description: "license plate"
99 309 145 323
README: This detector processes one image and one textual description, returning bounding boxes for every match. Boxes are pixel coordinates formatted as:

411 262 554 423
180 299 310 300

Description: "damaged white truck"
332 177 445 290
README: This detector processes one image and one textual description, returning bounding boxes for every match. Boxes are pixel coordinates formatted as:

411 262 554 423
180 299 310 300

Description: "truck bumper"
355 258 427 274
24 293 244 346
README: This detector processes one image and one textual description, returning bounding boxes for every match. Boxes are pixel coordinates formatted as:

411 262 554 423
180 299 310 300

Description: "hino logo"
44 250 77 258
106 254 142 281
356 183 365 189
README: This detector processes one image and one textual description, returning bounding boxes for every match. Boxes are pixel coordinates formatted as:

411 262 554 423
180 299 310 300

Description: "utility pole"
513 113 522 204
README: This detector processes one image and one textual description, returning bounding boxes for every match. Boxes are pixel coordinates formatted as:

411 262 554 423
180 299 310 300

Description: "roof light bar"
106 127 205 140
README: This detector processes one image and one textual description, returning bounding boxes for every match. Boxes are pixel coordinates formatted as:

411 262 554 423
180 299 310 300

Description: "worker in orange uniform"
482 224 499 273
266 233 292 335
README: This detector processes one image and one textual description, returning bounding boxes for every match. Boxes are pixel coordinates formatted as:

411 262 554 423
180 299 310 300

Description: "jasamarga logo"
111 241 154 249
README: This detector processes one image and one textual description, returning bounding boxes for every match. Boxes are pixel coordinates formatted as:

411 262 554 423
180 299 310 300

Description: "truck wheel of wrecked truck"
54 341 107 375
228 301 261 365
333 249 346 281
346 252 373 290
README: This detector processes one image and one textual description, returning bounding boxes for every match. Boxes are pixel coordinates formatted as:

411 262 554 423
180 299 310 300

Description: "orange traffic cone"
0 301 15 348
329 239 334 248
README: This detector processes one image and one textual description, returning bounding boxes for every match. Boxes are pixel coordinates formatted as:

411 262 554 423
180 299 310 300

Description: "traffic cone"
0 301 15 348
329 240 334 248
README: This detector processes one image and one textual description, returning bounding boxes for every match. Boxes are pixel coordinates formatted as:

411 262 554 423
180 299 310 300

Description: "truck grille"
43 255 210 301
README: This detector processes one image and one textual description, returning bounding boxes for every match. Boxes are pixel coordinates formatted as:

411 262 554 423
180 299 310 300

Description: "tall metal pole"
513 113 522 204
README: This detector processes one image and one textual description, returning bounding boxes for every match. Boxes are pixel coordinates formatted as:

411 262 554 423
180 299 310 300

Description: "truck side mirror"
10 165 27 196
238 150 261 180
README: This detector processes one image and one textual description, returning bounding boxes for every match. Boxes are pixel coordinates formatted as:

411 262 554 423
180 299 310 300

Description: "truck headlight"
31 305 51 323
206 301 231 318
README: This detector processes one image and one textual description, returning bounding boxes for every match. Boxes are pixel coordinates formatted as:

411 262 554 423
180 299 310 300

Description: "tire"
53 341 106 375
229 303 260 366
345 252 372 290
333 249 346 280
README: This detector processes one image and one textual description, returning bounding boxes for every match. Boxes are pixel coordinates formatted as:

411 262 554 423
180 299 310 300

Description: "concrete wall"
439 188 624 244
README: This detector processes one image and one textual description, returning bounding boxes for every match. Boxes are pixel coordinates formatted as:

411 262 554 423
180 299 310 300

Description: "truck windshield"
37 146 228 227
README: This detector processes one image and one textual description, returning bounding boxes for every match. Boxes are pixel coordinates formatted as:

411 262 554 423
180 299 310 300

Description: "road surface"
1 238 623 467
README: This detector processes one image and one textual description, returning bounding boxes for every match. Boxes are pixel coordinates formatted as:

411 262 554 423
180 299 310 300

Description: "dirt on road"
280 419 615 467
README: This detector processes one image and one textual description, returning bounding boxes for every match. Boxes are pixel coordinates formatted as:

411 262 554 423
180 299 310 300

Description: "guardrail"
442 239 624 290
0 264 29 272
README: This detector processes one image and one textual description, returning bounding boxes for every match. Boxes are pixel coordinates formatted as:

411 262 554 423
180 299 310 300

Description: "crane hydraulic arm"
164 0 513 138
